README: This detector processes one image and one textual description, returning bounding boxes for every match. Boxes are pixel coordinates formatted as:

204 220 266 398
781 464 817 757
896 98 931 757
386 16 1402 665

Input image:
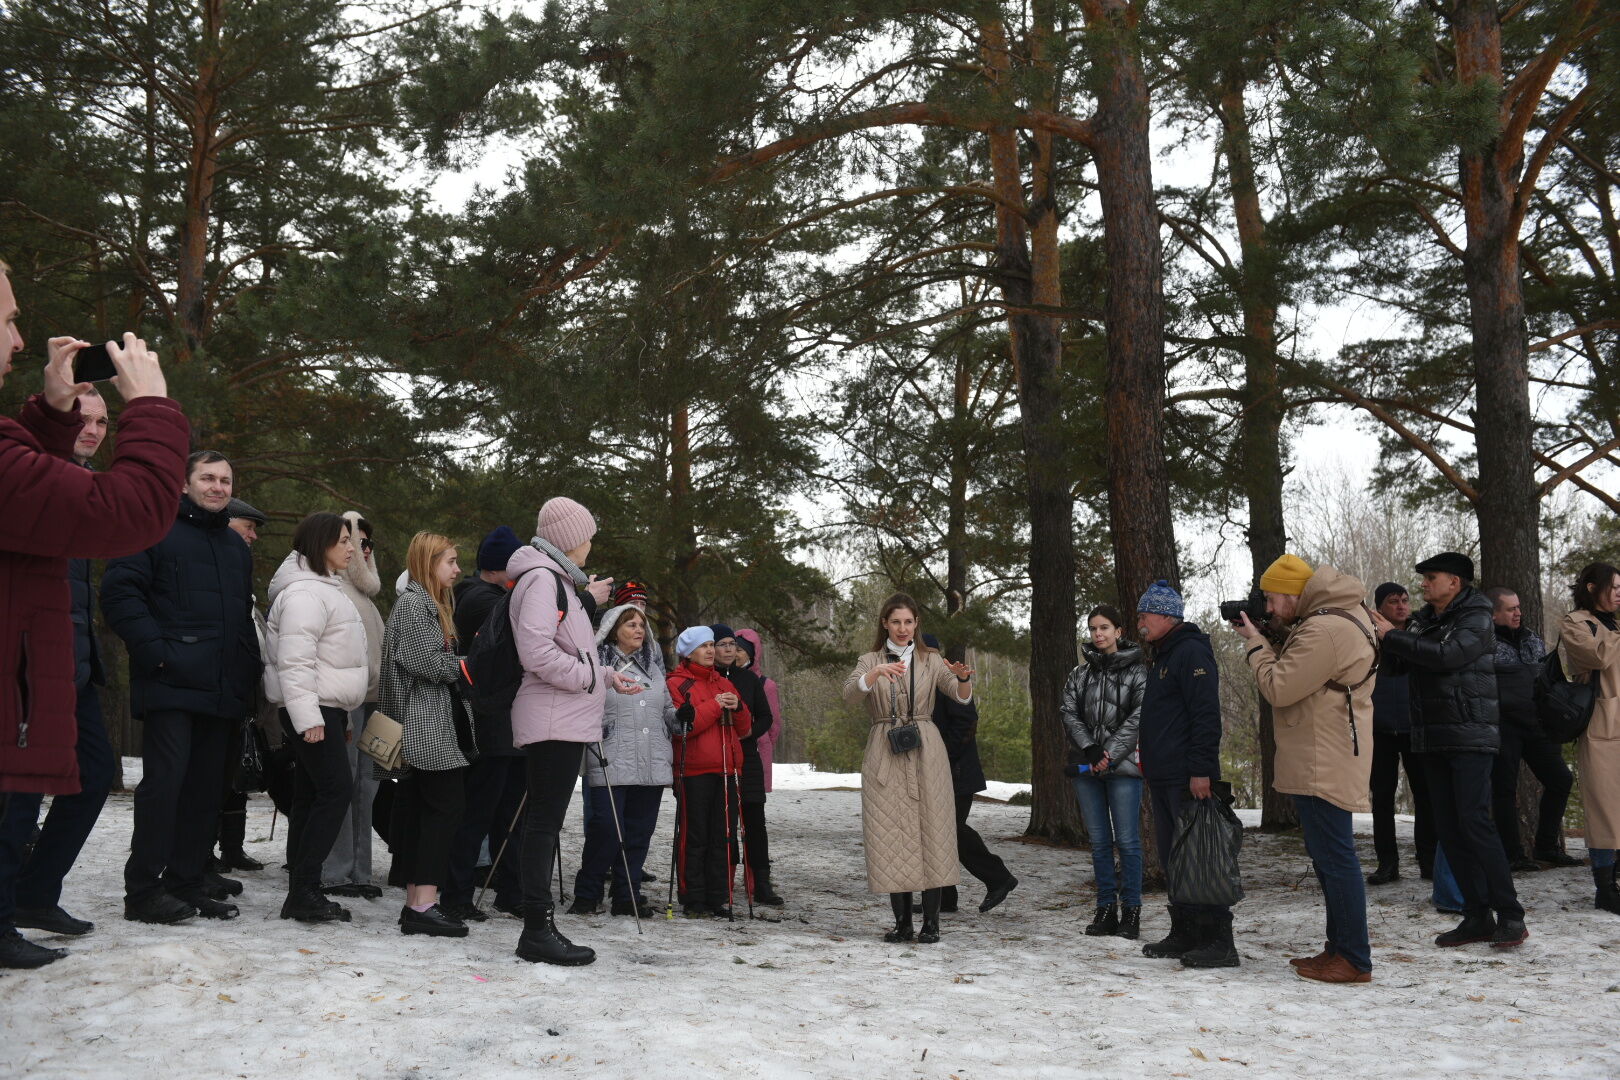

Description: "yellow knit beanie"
1260 554 1314 596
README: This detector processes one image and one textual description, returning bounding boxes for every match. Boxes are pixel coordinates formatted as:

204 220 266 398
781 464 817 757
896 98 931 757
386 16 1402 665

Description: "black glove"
676 702 695 733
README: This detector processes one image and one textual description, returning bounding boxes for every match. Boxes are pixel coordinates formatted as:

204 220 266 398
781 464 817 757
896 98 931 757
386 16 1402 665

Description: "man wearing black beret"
1371 552 1526 949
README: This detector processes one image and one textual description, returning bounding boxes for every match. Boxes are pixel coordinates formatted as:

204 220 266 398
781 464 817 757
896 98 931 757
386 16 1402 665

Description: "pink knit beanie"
536 497 597 554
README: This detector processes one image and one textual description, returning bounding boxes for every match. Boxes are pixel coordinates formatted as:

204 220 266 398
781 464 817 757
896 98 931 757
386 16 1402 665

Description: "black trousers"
445 754 525 906
518 740 585 910
945 790 1012 907
124 710 233 901
676 773 739 909
1370 730 1435 874
390 766 465 889
282 708 354 892
741 799 771 887
1490 726 1573 859
1150 782 1229 915
1424 753 1523 921
0 686 115 927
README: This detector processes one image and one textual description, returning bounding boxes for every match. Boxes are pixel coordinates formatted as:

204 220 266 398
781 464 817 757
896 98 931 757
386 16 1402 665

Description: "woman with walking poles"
843 593 974 945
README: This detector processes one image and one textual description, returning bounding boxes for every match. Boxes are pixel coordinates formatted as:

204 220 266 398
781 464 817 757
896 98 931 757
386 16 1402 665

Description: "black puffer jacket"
101 495 260 720
1059 642 1146 779
1492 624 1545 735
1381 586 1499 754
453 575 522 757
719 661 773 804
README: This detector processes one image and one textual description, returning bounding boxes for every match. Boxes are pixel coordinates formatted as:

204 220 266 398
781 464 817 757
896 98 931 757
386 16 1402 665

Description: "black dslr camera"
887 722 922 754
1219 587 1269 627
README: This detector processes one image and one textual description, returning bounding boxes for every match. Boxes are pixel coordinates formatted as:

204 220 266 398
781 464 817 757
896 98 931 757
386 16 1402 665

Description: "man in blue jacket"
102 450 260 925
1135 580 1235 969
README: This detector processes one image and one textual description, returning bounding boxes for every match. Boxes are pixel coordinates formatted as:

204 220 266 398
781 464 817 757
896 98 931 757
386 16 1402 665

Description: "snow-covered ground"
3 765 1617 1079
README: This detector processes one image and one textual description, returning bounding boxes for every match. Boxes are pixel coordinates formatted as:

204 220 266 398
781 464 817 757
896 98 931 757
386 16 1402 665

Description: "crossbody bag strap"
1307 605 1380 757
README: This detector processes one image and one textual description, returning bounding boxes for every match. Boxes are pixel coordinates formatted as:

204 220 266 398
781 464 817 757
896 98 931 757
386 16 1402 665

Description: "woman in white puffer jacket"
263 512 368 924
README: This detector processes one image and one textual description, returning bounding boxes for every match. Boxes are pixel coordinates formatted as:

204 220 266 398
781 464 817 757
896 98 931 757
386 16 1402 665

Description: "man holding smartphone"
0 261 190 968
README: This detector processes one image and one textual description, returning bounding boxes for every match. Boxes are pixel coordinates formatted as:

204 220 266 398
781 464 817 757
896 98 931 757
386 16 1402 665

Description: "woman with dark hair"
842 594 974 944
263 513 367 923
380 531 477 938
1562 562 1620 915
1059 603 1147 939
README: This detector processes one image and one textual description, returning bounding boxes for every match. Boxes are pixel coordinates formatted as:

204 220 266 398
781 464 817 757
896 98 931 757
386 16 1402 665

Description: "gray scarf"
531 535 588 586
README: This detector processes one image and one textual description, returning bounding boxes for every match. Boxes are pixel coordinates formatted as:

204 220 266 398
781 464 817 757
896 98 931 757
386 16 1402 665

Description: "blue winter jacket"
1138 622 1223 787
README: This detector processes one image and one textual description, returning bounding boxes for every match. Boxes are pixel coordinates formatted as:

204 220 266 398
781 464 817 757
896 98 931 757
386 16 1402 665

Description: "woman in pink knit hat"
505 497 636 965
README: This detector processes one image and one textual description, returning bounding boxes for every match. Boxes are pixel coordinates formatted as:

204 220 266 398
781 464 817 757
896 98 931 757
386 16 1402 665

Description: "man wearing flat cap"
1370 552 1526 949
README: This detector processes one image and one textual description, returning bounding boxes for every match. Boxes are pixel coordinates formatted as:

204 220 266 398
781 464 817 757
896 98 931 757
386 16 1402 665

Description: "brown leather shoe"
1296 953 1371 983
1289 943 1333 969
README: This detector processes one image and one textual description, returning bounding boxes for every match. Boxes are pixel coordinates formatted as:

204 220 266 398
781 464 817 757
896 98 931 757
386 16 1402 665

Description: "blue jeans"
1592 848 1616 869
1293 794 1372 972
1071 776 1143 907
1432 845 1464 911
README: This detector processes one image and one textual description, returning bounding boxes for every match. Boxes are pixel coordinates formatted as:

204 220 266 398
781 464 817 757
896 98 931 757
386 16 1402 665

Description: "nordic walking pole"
668 726 687 919
720 707 736 921
588 741 643 936
476 790 529 910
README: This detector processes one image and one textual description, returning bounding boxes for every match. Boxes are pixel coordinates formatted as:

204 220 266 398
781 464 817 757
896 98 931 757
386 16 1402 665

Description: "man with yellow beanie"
1233 554 1378 984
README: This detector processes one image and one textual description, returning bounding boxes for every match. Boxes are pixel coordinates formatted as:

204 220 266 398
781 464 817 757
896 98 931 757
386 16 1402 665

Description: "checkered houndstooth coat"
377 582 474 774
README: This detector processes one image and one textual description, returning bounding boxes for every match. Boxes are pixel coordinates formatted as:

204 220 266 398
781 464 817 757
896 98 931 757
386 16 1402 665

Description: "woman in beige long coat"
1561 562 1620 915
843 593 974 943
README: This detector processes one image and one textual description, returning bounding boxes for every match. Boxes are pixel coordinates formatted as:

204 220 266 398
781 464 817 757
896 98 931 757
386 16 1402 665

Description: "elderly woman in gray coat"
569 604 680 917
1059 604 1147 940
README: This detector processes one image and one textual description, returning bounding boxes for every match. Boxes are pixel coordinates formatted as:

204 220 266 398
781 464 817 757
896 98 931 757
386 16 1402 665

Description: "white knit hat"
675 625 714 659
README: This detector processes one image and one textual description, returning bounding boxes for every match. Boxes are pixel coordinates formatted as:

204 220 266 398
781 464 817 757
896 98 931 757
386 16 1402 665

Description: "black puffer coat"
1381 586 1499 754
718 660 773 804
1058 642 1146 779
68 557 104 691
1492 624 1545 735
453 575 522 757
101 495 260 720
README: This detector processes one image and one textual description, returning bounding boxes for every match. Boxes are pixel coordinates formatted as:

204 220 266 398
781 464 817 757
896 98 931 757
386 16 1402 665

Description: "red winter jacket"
1 394 190 795
666 660 752 778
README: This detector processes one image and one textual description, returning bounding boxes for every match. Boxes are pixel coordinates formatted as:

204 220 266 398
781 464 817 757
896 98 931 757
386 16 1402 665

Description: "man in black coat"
712 624 782 906
1372 553 1526 948
923 634 1016 914
102 451 260 924
443 526 528 919
1134 580 1235 970
1366 582 1436 885
1485 586 1578 871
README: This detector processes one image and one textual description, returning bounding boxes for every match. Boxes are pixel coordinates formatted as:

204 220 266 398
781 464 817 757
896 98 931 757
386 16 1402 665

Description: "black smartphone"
72 342 117 383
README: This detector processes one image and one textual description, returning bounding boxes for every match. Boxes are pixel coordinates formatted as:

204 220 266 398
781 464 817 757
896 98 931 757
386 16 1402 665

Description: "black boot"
883 892 914 942
610 895 656 918
1593 864 1620 915
1365 862 1399 886
203 871 243 898
1434 912 1496 947
173 889 240 920
939 885 958 914
13 905 93 936
566 897 602 916
124 892 196 924
1180 909 1240 969
753 878 785 907
1084 903 1119 937
217 809 264 871
281 885 350 923
516 904 595 965
1142 905 1195 959
1118 905 1142 940
0 929 67 969
1535 847 1584 868
917 888 942 944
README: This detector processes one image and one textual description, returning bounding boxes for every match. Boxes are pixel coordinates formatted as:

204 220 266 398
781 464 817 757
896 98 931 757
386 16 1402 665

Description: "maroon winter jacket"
1 393 189 795
667 661 753 778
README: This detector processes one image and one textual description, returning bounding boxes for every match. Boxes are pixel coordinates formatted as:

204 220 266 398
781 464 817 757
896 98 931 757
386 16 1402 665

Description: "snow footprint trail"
1 785 1617 1078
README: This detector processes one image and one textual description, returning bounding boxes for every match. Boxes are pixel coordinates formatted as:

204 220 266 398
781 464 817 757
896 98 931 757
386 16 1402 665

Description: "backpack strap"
1299 605 1380 757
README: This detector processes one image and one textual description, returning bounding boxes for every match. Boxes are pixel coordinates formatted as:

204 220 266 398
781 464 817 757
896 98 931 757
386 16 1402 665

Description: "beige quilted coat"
844 648 963 894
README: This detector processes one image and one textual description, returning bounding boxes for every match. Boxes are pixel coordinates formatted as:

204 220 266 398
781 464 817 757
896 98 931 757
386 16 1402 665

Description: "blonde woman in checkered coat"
379 532 478 938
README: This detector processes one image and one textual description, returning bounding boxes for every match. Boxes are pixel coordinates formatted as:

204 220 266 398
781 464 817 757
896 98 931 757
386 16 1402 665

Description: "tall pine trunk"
1218 71 1294 830
1086 0 1175 878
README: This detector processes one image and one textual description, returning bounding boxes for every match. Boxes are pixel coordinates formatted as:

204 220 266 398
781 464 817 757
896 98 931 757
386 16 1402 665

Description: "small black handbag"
1536 638 1597 743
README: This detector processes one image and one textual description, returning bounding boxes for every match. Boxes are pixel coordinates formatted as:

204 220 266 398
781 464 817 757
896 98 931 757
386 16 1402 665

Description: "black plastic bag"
1167 793 1245 907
